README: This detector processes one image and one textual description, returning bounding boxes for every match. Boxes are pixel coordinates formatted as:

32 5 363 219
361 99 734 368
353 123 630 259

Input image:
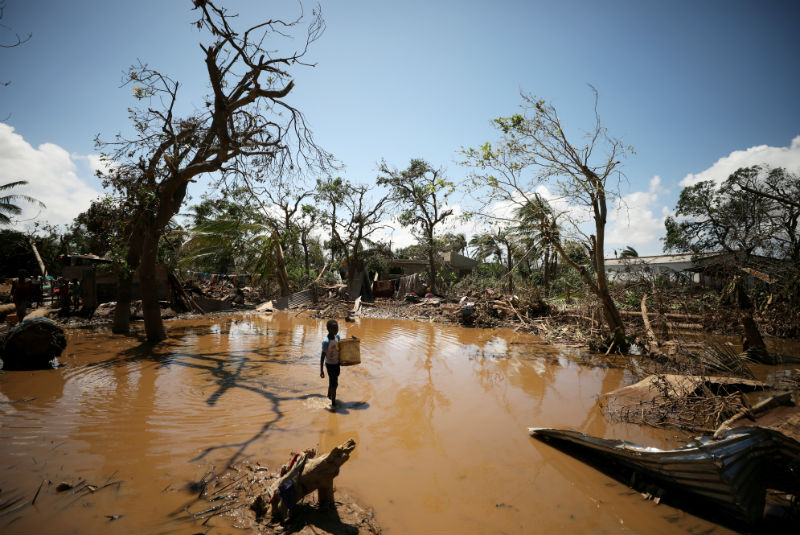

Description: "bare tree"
462 88 631 342
238 174 315 296
315 176 347 263
0 0 30 52
377 159 454 293
316 177 390 287
97 1 330 341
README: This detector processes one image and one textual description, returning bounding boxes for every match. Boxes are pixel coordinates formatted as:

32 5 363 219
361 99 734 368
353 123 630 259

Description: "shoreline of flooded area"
0 312 749 533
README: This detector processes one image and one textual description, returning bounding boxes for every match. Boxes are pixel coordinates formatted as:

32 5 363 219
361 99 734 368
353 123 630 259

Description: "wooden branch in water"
713 392 793 438
31 480 45 505
640 293 660 349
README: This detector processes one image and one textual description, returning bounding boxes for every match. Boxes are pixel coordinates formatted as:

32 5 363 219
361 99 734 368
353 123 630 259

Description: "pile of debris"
456 289 550 328
183 278 266 307
175 439 380 535
599 374 770 433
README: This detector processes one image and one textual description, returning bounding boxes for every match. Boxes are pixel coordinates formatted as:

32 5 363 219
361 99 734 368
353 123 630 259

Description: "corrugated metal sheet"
529 426 800 526
274 289 314 310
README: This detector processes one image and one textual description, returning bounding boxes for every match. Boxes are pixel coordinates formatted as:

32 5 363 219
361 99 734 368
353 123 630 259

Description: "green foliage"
664 166 800 262
548 265 583 299
395 243 427 260
0 229 39 276
181 190 271 275
377 158 455 292
63 195 127 257
377 158 454 239
0 180 45 225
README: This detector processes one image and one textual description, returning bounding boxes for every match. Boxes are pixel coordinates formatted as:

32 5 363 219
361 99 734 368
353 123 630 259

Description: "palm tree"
619 246 639 259
469 232 502 264
0 180 45 224
515 198 559 294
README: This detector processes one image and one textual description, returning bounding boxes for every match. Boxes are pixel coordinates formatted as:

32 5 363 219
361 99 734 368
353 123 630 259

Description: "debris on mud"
178 439 380 535
599 374 769 433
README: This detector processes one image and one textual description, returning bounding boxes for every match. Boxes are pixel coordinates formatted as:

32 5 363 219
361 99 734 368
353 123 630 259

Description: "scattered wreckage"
529 426 800 528
532 368 800 528
176 439 379 534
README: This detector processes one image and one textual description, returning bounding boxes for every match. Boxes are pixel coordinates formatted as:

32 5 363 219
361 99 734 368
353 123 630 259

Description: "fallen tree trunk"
640 293 660 350
741 314 775 364
618 310 705 322
167 271 205 314
0 303 16 322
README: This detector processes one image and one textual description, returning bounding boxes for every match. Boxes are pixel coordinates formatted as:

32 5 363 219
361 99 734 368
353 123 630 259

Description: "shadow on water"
328 400 370 414
286 502 359 535
84 329 336 469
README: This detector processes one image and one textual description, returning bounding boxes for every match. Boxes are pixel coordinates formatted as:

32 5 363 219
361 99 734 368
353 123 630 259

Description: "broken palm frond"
694 341 755 379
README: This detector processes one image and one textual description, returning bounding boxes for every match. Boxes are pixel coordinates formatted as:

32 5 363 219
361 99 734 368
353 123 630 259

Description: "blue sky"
2 0 799 255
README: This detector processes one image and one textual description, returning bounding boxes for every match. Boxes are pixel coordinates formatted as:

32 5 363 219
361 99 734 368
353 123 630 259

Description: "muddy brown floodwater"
0 312 741 534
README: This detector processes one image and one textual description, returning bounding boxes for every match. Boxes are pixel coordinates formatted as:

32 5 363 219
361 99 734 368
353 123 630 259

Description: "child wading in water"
320 319 341 408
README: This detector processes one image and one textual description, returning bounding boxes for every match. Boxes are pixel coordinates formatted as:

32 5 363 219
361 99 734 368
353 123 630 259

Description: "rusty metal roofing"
529 426 800 526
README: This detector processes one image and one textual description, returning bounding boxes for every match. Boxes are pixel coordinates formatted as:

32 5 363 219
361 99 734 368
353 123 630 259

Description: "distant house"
605 251 777 287
605 253 705 283
385 251 478 279
60 254 170 303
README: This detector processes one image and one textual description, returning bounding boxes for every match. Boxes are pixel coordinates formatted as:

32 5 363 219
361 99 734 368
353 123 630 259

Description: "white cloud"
372 203 483 251
606 175 668 253
0 124 103 230
78 153 118 177
680 135 800 187
372 216 417 250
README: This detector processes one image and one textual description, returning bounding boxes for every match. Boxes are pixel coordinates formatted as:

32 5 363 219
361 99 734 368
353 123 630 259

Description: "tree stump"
262 438 356 522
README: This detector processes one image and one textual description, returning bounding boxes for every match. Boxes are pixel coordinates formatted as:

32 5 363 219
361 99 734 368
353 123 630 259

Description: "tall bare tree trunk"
301 233 310 276
271 232 291 297
113 230 144 334
506 243 514 293
140 230 166 342
113 273 133 334
427 232 437 294
28 238 48 278
542 248 550 296
593 187 625 343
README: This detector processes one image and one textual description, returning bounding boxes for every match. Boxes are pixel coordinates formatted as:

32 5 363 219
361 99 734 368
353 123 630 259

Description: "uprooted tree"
96 0 330 341
461 88 631 344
